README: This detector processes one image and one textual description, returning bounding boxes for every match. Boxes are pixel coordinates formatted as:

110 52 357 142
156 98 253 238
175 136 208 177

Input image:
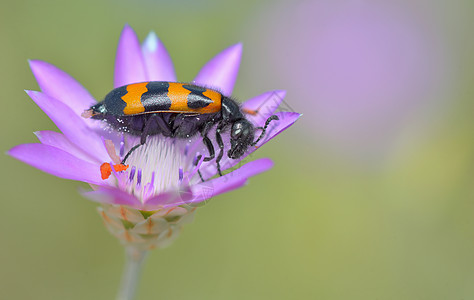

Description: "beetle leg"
197 170 205 182
201 120 214 136
155 114 173 137
167 114 178 136
200 121 216 162
202 135 215 162
215 128 224 176
193 154 205 182
251 115 279 146
122 116 155 164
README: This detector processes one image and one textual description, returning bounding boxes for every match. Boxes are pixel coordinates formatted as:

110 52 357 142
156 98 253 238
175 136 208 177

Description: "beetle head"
228 119 255 159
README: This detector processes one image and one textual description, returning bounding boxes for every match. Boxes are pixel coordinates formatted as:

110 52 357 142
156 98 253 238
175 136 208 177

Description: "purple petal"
144 191 177 207
189 158 273 205
253 112 301 147
8 144 104 185
35 131 98 163
82 187 142 207
242 90 286 126
142 186 193 210
29 60 96 115
114 25 147 88
26 90 109 162
200 112 300 178
142 31 177 82
137 159 272 210
193 43 242 96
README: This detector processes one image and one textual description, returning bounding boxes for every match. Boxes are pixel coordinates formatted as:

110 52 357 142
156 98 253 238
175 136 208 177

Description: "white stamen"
125 136 186 201
104 139 121 164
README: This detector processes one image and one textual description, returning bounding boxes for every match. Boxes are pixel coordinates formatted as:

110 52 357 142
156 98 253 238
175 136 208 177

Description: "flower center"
123 136 187 200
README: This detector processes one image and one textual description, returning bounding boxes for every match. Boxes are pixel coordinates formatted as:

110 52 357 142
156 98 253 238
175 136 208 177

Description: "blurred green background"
1 0 474 299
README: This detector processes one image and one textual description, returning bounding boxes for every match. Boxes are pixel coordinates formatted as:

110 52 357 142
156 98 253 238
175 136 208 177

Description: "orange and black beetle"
83 81 278 178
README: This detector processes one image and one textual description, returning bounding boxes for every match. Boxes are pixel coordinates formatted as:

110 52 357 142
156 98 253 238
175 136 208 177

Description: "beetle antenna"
121 144 142 164
251 115 279 146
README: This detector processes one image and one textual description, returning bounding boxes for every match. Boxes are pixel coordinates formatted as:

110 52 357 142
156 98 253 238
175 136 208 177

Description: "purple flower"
8 25 300 212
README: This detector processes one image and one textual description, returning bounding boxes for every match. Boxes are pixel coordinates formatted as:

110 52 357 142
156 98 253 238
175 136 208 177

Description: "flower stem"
116 247 148 300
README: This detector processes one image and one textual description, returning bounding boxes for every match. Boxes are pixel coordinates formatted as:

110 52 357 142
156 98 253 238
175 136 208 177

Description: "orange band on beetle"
200 89 221 113
121 82 148 115
168 83 191 111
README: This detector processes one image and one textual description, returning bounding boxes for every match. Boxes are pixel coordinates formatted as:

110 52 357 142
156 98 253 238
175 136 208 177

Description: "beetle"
82 81 278 179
